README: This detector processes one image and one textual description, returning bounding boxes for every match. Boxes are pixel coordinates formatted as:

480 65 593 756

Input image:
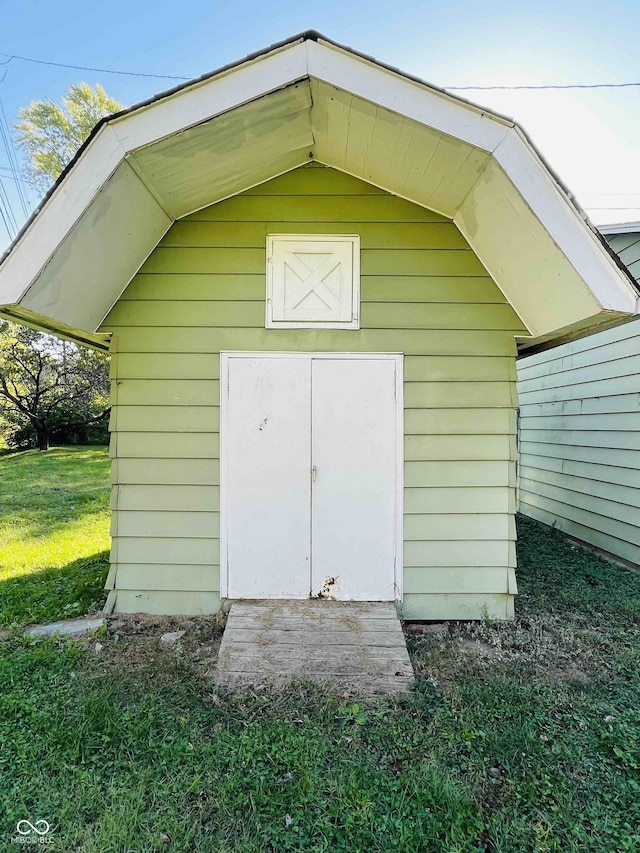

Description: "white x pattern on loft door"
283 252 342 312
266 235 360 328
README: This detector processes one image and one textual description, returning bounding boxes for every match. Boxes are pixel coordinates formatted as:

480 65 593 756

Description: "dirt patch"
545 665 590 684
73 602 595 694
405 612 597 692
337 613 363 632
457 636 505 661
79 613 226 682
403 622 449 638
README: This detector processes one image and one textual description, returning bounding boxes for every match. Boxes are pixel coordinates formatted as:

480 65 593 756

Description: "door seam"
309 357 314 597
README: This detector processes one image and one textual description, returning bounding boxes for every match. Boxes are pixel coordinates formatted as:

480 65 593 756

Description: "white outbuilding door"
221 353 402 601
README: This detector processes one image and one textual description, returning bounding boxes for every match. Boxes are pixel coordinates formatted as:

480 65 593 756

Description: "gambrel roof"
0 32 637 350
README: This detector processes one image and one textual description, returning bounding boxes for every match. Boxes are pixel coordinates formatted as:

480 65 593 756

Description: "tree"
14 82 123 193
0 322 110 451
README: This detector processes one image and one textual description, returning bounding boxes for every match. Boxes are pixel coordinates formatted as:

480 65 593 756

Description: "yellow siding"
112 485 219 511
403 592 515 620
108 328 516 355
101 164 523 618
112 511 219 538
112 590 221 615
403 566 517 594
518 316 640 566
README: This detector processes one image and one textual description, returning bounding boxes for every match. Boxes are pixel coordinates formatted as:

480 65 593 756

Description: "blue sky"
1 0 639 245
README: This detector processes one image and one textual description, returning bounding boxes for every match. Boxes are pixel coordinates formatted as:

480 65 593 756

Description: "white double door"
222 353 401 600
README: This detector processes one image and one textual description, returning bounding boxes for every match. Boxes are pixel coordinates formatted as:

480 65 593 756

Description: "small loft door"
222 353 401 600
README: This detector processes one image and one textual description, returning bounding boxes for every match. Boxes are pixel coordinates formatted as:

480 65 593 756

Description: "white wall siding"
606 232 640 284
518 315 640 566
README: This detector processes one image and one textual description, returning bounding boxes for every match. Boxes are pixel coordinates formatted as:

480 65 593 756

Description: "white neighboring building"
517 223 640 566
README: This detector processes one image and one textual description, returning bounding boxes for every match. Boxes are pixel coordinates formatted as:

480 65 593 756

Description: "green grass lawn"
0 446 110 625
1 450 639 851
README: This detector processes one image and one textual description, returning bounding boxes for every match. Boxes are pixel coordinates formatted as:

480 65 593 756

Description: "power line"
0 197 12 239
0 48 639 90
447 81 640 91
0 177 18 237
0 52 190 81
0 178 17 231
0 97 29 218
580 192 640 197
0 165 31 184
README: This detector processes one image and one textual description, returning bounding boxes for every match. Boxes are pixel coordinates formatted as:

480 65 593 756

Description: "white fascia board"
494 128 639 314
110 41 309 152
306 39 512 153
599 222 640 236
0 124 125 304
0 305 110 350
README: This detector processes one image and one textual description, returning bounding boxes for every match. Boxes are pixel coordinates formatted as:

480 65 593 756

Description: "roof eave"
0 305 111 350
0 32 636 348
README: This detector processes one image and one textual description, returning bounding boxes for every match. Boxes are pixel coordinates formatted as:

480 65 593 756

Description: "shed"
0 33 638 620
518 222 640 567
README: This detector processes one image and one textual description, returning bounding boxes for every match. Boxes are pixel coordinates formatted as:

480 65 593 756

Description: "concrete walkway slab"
26 616 105 638
216 600 414 695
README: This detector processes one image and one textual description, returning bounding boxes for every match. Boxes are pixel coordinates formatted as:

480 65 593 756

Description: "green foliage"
0 321 110 450
599 708 640 770
0 446 110 626
14 82 123 193
1 451 639 851
1 619 639 852
338 703 369 725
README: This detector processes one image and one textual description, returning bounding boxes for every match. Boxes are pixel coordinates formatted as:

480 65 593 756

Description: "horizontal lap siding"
101 165 523 615
517 314 640 566
113 590 221 615
607 233 640 284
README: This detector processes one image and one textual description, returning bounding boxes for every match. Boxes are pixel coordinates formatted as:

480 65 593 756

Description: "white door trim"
219 351 404 600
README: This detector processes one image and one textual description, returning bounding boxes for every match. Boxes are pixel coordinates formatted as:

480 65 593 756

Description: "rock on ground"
160 630 186 645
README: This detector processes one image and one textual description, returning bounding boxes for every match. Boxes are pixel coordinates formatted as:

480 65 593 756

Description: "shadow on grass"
0 551 109 627
516 514 640 623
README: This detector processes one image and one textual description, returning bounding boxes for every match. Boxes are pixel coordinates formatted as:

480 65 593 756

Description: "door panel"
225 357 311 598
311 358 397 599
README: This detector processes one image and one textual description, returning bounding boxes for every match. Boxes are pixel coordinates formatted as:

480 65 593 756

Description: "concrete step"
216 600 414 696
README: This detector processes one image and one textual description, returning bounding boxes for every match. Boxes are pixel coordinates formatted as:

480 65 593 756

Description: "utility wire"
0 97 29 217
2 180 18 232
581 192 640 197
583 207 640 211
0 177 18 237
0 52 190 81
0 52 635 230
446 81 640 90
0 175 17 231
0 166 31 185
0 195 12 239
1 49 640 90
